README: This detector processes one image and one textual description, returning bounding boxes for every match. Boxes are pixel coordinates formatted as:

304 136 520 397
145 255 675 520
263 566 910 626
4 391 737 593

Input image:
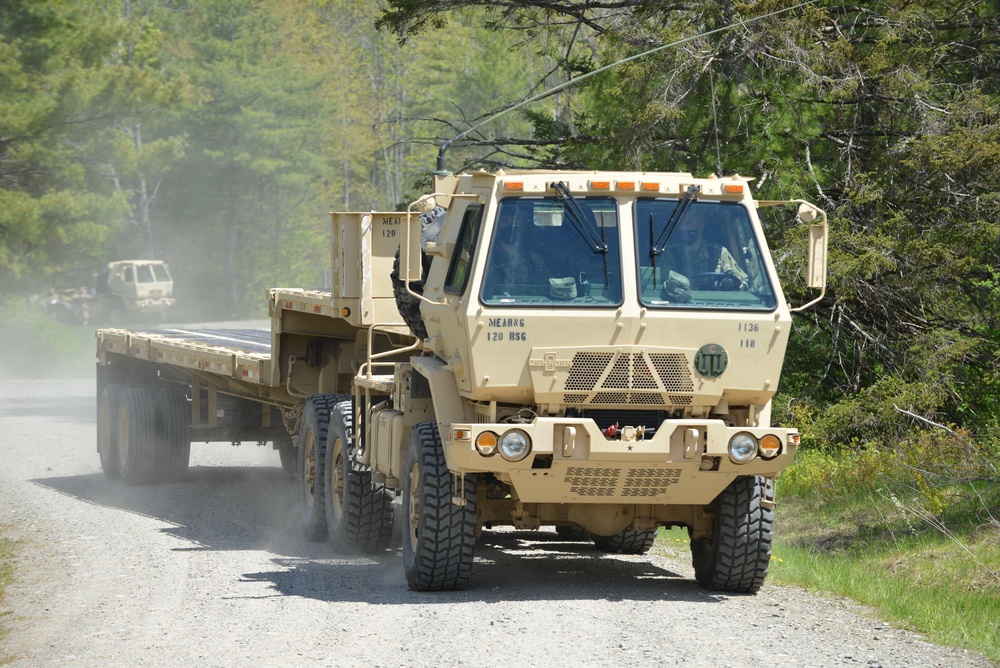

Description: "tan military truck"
95 168 827 593
47 260 175 325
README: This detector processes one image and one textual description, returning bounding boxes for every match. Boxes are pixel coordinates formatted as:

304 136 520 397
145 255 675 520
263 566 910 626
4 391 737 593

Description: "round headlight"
499 430 530 461
759 434 782 459
728 432 758 463
476 431 498 456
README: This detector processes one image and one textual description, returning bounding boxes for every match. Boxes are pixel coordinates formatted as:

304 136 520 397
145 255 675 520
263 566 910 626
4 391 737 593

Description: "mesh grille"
562 466 683 498
565 466 620 497
565 352 614 390
650 354 694 392
622 468 682 497
559 351 694 406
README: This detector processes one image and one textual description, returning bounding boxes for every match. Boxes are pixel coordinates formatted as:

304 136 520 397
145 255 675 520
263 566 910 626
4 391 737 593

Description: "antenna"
433 0 819 175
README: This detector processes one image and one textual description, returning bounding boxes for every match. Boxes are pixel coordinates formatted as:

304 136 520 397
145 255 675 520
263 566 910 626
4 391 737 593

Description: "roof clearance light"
589 180 611 190
640 182 660 192
616 181 636 191
504 181 524 191
724 184 745 194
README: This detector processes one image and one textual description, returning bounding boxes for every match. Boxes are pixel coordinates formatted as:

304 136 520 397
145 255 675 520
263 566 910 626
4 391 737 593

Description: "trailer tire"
154 386 190 483
593 527 657 554
391 248 431 341
325 400 394 554
691 475 774 594
402 421 478 591
296 394 349 542
97 384 127 480
276 439 296 476
117 386 158 485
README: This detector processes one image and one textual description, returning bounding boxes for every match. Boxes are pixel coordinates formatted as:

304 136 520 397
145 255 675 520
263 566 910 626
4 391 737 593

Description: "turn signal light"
759 434 782 459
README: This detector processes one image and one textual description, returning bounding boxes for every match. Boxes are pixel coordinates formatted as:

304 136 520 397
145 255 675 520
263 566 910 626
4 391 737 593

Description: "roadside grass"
0 301 95 379
0 527 14 651
768 447 1000 662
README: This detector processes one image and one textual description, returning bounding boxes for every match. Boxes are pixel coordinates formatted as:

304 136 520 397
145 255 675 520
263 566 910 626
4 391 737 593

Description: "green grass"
0 528 15 650
767 447 1000 662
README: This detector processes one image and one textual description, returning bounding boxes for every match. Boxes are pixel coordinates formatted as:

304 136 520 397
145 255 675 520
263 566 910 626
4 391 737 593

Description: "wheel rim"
330 437 344 520
304 430 317 509
408 461 420 548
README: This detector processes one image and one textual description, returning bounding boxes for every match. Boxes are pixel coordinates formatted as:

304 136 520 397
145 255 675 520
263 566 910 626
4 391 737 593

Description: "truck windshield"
635 199 777 310
481 197 622 306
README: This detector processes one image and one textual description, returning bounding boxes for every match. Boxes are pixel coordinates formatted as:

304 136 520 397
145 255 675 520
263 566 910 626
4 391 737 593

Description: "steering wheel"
691 271 742 291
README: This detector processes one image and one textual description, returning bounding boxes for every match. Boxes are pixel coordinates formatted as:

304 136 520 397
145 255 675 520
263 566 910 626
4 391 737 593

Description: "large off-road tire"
117 386 159 485
593 527 658 554
402 421 478 591
276 439 296 476
691 475 774 594
390 248 431 340
154 386 190 483
296 394 349 542
97 384 126 480
324 399 394 554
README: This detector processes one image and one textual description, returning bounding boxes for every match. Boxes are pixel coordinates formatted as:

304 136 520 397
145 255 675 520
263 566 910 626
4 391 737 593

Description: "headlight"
499 430 530 461
728 432 758 463
475 431 498 456
759 434 782 459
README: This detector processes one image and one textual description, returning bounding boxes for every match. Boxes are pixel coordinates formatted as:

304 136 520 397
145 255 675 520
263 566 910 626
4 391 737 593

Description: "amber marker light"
589 180 611 190
724 184 745 194
340 307 351 318
503 180 524 191
759 434 782 459
616 180 636 191
640 182 661 192
476 431 498 456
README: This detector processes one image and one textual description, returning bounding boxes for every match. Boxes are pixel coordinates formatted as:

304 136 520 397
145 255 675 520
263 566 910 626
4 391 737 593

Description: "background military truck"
95 168 827 593
46 259 175 325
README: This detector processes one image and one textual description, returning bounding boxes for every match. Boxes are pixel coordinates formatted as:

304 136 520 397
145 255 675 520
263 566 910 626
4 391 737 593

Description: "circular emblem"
695 343 728 378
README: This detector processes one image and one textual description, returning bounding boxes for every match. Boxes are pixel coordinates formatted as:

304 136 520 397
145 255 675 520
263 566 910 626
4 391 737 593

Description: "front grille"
559 350 693 406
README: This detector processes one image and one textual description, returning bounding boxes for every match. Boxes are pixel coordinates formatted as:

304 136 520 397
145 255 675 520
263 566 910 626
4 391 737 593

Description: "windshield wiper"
650 184 701 258
551 182 608 254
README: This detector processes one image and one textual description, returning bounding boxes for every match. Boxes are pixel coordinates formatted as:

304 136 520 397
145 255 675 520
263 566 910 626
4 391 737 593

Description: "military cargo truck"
47 259 175 325
95 168 827 593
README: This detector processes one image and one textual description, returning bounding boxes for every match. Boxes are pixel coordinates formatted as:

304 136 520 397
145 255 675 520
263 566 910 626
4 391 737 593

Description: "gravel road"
0 378 993 667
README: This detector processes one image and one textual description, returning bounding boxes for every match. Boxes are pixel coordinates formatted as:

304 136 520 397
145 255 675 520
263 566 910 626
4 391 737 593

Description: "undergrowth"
769 435 1000 662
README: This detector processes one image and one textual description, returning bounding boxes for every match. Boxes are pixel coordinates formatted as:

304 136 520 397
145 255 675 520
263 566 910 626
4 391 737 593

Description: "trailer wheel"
402 421 478 591
593 527 657 554
296 394 349 542
117 387 158 485
391 248 431 341
97 384 127 480
691 475 774 594
324 400 394 554
276 440 296 476
154 386 190 483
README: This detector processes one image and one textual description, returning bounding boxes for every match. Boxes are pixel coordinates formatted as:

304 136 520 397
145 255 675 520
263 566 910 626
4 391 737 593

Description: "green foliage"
0 298 95 379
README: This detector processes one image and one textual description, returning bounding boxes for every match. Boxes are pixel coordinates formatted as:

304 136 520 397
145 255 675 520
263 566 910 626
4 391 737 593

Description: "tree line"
2 0 999 450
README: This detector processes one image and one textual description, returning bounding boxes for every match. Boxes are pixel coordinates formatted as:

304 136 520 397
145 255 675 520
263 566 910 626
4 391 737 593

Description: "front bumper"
444 418 797 506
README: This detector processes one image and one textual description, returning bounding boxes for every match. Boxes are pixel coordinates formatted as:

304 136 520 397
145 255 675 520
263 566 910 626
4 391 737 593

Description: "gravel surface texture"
0 378 994 667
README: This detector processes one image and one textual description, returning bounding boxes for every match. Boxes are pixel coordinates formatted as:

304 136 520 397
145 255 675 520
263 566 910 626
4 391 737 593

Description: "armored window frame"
444 204 483 295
